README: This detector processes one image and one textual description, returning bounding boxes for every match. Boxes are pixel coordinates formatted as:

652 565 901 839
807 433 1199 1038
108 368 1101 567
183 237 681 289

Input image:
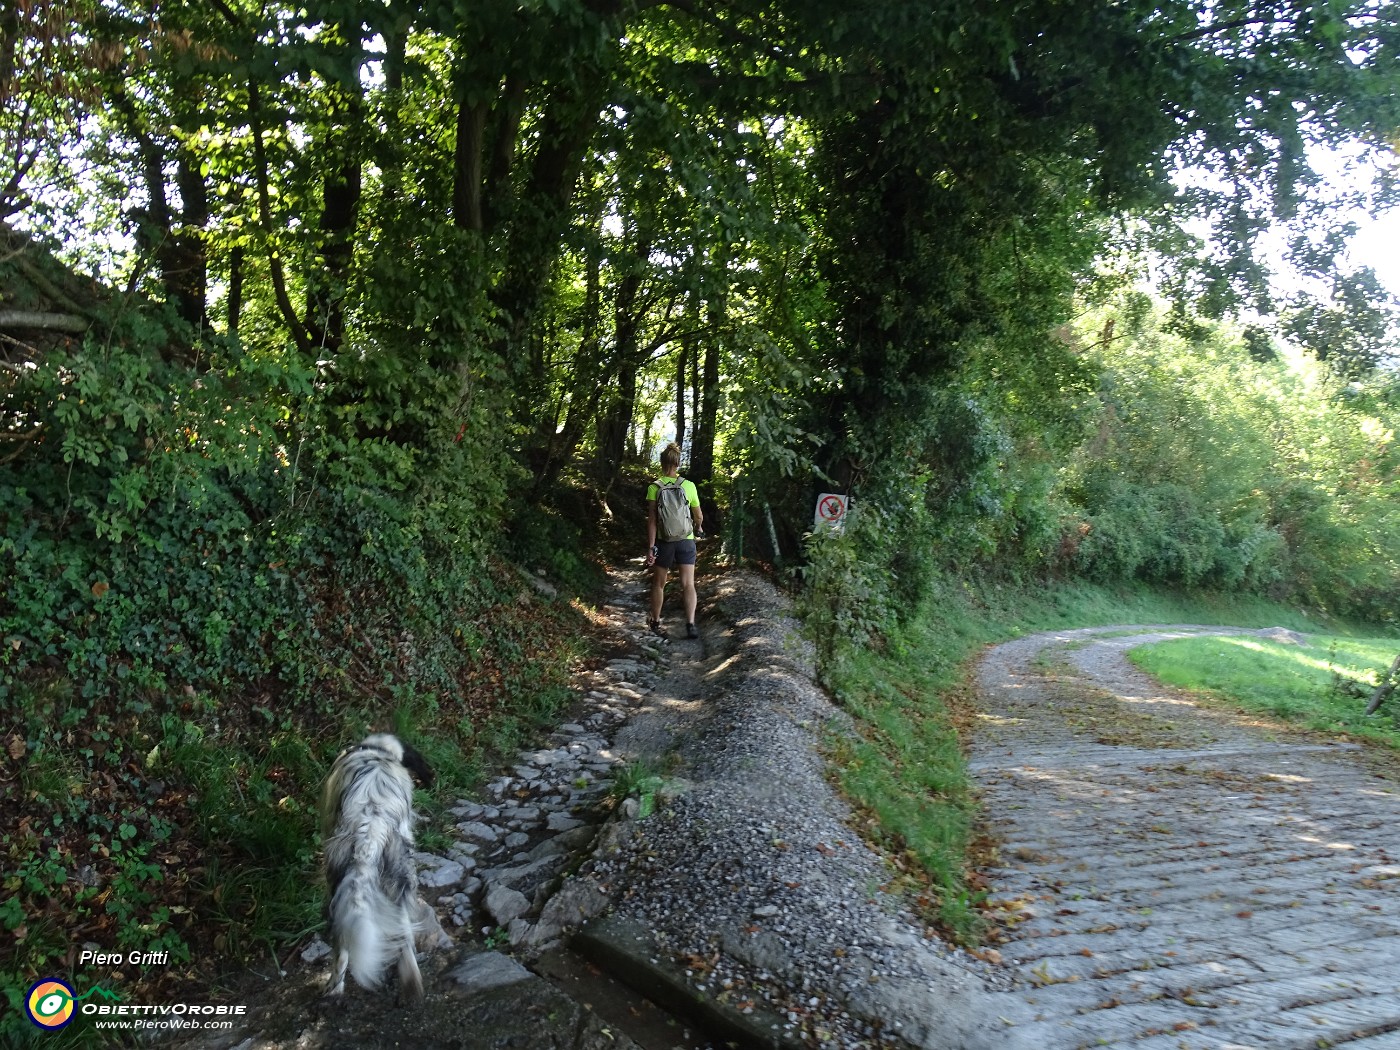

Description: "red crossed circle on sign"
818 495 846 521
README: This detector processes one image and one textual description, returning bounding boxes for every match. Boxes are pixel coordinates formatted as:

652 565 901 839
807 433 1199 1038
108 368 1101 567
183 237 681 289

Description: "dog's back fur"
321 733 440 1000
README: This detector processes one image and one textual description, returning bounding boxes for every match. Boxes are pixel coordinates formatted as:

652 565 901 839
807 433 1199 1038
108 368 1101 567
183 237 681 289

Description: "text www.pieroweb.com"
84 1003 243 1031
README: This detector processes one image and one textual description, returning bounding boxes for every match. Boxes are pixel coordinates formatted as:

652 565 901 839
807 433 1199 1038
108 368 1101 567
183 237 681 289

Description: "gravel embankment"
578 570 1024 1050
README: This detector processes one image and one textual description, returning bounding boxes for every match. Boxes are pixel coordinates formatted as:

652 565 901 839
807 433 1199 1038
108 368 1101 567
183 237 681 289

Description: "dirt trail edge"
969 625 1400 1049
572 570 1012 1050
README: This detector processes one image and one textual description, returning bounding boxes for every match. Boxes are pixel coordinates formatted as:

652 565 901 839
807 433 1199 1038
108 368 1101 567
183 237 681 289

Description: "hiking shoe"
686 622 699 640
648 618 669 639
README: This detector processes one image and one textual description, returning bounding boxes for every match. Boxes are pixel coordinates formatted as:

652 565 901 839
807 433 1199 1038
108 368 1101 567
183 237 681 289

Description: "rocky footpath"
181 566 674 1050
181 564 1016 1050
310 621 669 959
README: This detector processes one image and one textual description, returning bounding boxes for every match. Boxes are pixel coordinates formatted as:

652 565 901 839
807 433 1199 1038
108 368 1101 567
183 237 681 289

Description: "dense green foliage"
3 0 1400 1025
1064 298 1400 620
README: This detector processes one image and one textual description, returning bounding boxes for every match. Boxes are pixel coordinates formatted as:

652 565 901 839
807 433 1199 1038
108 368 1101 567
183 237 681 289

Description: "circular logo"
26 978 77 1030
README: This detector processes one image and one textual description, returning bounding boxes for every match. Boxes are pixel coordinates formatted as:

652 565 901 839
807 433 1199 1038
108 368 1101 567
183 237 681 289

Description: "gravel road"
969 626 1400 1049
582 568 1013 1050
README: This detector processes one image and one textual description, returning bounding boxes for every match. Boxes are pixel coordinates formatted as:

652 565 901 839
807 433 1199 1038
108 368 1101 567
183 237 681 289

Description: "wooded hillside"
2 1 1399 1027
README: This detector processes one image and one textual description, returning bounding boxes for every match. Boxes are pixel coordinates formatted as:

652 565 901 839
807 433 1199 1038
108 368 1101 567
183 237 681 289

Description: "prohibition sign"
815 493 849 530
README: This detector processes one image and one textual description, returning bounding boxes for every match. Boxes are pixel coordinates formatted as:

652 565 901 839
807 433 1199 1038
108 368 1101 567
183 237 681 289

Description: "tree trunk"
690 325 700 444
306 153 361 352
1365 653 1400 715
488 78 608 382
482 75 527 232
169 151 209 332
453 97 488 232
305 31 364 353
112 87 208 335
595 236 646 492
531 232 605 497
691 247 726 528
674 338 687 449
248 79 311 355
378 13 410 210
595 364 637 495
226 245 244 335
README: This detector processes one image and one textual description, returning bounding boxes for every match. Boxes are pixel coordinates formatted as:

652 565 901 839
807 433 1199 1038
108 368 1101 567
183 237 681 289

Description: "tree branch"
657 0 793 67
0 425 43 465
0 310 90 332
1168 16 1279 46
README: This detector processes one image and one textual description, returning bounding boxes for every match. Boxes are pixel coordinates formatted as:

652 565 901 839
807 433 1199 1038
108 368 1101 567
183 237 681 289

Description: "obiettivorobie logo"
25 979 121 1031
25 978 247 1033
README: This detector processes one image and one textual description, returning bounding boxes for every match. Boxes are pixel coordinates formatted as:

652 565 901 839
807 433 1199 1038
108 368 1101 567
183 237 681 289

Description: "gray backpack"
655 478 692 541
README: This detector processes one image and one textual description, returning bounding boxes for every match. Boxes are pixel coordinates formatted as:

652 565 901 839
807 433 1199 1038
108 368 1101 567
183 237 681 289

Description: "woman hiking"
644 442 703 639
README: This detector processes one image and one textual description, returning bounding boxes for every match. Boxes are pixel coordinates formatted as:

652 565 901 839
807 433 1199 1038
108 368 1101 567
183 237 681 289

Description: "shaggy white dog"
320 733 446 1000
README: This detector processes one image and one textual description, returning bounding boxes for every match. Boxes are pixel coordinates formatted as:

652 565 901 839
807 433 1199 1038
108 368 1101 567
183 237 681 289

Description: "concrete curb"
573 915 809 1050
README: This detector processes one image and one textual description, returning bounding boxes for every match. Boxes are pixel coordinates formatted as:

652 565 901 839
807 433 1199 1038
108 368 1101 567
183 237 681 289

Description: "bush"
797 507 897 672
1074 479 1295 592
0 323 587 1043
0 332 516 704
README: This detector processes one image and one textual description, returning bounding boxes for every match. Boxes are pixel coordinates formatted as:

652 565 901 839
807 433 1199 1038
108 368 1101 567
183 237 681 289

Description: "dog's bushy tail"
328 866 414 994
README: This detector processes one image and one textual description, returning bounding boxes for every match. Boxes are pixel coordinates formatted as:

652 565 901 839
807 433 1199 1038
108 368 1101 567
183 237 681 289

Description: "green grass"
820 572 1388 944
1129 634 1400 749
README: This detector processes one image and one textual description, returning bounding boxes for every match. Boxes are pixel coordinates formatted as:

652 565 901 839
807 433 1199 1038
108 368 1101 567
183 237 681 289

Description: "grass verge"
819 572 1383 944
1128 633 1400 750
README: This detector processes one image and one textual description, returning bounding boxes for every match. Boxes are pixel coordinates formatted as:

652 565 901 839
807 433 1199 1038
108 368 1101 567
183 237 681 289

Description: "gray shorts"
654 539 697 569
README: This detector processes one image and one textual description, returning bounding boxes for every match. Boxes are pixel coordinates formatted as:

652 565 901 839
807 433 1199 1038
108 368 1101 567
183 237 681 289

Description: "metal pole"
763 501 781 567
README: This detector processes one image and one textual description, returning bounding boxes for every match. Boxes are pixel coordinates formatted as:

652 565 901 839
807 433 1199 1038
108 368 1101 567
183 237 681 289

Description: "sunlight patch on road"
1293 833 1357 851
1116 692 1198 707
975 713 1027 726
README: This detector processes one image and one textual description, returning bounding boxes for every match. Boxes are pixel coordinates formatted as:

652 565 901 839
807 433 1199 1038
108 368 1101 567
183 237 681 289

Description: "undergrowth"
1 564 591 1046
0 332 607 1044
